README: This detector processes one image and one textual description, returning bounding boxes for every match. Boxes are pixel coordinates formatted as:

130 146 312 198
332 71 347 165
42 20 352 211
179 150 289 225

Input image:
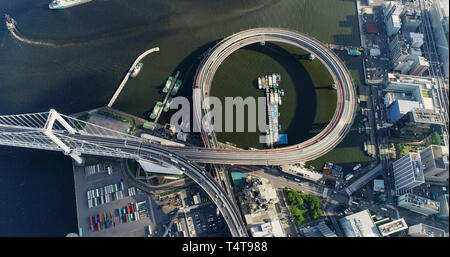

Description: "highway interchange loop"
168 28 357 165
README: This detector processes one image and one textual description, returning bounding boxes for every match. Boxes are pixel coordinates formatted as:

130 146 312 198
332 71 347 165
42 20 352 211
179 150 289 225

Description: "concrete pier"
108 47 160 108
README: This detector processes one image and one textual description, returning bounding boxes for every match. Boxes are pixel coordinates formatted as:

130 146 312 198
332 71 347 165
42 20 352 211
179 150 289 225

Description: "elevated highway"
167 28 357 165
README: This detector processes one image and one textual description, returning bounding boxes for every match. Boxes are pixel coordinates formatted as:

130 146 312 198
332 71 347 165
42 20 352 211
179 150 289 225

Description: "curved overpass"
70 134 248 237
167 28 357 165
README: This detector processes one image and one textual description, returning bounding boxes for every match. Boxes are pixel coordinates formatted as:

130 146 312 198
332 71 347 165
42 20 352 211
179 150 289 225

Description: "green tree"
430 132 442 146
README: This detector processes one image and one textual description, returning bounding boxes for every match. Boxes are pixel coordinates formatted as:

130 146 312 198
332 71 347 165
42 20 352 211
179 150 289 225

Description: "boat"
171 79 182 96
130 62 143 78
278 95 282 105
268 76 272 88
4 14 15 32
280 89 285 97
258 77 262 89
149 102 163 120
162 76 174 93
272 74 277 86
347 48 361 56
49 0 94 9
163 97 173 112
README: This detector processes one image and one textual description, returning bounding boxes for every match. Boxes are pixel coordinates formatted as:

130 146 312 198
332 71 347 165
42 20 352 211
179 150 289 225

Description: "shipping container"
97 222 101 231
99 213 102 223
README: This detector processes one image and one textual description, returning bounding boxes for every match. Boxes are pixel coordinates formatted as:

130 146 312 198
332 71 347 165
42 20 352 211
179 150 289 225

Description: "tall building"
408 32 424 48
408 56 430 76
408 223 447 237
388 99 420 123
392 153 425 192
389 35 411 64
339 209 381 237
384 73 437 111
397 193 440 216
389 35 423 67
438 194 449 219
429 0 449 78
393 108 444 140
384 1 403 36
419 145 449 184
402 8 422 32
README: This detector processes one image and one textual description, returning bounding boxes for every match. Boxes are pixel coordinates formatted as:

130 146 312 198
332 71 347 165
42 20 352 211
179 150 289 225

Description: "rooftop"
408 223 447 237
249 219 286 237
410 108 444 125
399 193 440 212
339 209 381 237
377 218 408 237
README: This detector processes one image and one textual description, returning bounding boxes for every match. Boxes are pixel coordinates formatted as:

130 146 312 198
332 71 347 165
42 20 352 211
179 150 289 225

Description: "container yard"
86 182 125 208
257 73 286 147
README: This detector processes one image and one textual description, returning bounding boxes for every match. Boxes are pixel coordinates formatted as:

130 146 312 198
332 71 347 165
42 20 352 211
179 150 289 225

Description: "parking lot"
185 204 230 237
73 159 153 237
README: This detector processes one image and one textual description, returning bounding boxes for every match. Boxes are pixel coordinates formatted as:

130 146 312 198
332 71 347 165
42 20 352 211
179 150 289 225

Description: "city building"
408 56 429 76
339 209 381 237
384 1 404 36
323 163 343 179
419 145 449 184
394 61 412 74
429 0 449 78
392 108 444 140
300 221 337 237
402 8 422 32
281 164 323 182
389 35 412 64
392 153 425 192
397 193 440 216
408 223 447 237
373 179 385 192
249 220 286 237
408 32 424 48
238 176 280 226
438 194 449 219
384 73 437 112
388 99 420 123
377 218 408 237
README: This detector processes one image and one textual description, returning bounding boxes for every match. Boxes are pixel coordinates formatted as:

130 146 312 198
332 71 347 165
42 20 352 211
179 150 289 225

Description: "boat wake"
10 29 69 48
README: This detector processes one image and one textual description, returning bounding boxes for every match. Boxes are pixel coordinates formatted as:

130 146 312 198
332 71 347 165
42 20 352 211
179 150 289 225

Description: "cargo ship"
171 80 182 96
162 76 173 93
149 102 163 120
49 0 94 9
130 62 143 78
4 14 15 32
163 97 173 112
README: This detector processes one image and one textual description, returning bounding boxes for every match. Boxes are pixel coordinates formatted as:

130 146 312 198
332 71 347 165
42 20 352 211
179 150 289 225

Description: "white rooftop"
250 219 286 237
339 209 381 237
